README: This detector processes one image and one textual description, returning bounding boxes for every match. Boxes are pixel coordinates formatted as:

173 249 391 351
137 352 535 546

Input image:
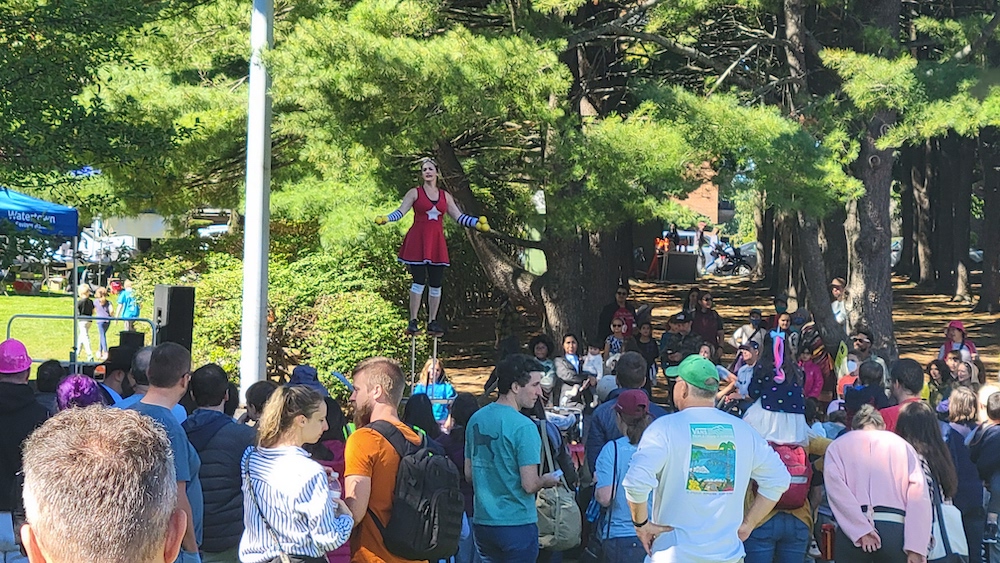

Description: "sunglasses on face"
612 323 624 328
852 338 870 344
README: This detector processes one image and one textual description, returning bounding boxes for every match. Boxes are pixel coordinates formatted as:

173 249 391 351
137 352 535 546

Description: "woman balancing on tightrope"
376 158 489 336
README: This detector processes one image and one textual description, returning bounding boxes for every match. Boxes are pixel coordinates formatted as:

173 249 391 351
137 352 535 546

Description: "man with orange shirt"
344 357 425 563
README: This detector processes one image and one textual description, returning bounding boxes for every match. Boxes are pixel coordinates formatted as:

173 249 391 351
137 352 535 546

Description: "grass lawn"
0 293 144 374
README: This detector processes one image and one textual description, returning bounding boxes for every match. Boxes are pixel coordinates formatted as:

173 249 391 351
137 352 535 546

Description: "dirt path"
437 276 1000 391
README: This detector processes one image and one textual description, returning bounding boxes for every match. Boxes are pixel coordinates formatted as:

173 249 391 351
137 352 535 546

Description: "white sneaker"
807 540 822 558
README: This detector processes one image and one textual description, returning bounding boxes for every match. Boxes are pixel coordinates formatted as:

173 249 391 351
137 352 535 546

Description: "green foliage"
821 50 921 112
307 291 412 384
127 219 430 389
0 0 181 188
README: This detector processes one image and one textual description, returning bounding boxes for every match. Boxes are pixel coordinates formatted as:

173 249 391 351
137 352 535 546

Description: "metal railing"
6 314 157 368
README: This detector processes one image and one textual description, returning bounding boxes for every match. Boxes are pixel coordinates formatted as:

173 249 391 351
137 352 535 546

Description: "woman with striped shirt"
240 386 354 563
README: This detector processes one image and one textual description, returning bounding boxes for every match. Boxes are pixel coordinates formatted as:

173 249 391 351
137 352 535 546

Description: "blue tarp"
0 188 79 238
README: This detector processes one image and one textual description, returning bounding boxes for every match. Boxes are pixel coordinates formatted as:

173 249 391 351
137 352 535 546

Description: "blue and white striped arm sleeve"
304 474 355 553
387 210 404 222
458 213 478 228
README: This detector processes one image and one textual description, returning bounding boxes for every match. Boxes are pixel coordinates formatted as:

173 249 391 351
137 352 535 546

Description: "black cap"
738 341 760 351
669 311 693 323
103 346 137 373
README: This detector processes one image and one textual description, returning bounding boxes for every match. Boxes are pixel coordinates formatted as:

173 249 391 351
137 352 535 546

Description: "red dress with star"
398 186 450 266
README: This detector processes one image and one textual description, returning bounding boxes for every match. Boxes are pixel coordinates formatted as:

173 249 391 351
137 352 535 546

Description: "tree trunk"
897 147 915 277
976 127 1000 313
582 229 629 343
950 134 974 301
783 0 808 105
751 194 767 281
775 213 794 298
933 137 956 293
821 208 848 281
797 211 849 352
846 109 898 361
760 206 776 287
913 140 935 285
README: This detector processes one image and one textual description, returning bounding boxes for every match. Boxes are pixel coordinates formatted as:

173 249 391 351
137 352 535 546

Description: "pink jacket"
825 430 932 556
799 359 823 399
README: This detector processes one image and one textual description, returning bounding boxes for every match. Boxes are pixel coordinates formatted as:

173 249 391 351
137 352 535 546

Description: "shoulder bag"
928 474 969 563
536 421 582 551
244 453 293 563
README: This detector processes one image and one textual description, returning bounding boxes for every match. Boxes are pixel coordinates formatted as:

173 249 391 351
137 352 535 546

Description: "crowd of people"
2 275 1000 563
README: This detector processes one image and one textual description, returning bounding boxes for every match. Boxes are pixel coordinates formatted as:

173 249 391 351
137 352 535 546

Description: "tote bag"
536 422 582 551
928 475 969 563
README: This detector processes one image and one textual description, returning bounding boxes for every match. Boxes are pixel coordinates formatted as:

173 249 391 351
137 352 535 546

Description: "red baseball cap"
615 389 650 419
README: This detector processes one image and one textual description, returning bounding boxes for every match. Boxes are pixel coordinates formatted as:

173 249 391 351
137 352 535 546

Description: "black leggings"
410 264 445 288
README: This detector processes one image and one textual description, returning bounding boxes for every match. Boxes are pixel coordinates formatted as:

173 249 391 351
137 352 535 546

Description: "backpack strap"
362 420 424 537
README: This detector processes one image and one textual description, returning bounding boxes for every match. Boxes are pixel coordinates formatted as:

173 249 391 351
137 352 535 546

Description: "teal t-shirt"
466 402 542 526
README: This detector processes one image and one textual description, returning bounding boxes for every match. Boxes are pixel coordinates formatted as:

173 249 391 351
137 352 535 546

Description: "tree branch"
707 43 759 97
483 229 546 250
568 0 671 46
600 25 763 91
953 8 1000 61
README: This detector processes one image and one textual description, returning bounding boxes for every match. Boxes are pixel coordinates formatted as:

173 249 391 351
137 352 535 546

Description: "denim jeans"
743 512 811 563
474 523 538 563
175 549 202 563
602 536 647 563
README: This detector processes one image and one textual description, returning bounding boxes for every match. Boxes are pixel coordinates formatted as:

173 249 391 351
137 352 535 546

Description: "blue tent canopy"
0 188 79 237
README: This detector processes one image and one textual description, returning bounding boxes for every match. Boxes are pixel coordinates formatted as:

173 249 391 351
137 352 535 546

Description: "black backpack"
366 420 465 561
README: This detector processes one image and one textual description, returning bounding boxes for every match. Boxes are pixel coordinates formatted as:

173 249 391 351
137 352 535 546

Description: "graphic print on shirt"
426 206 442 221
471 423 499 459
687 423 736 493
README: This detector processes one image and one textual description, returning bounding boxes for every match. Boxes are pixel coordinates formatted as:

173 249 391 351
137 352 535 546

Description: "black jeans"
834 521 906 563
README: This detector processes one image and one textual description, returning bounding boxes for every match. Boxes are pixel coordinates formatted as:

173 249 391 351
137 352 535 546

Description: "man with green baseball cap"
622 353 791 563
663 354 721 394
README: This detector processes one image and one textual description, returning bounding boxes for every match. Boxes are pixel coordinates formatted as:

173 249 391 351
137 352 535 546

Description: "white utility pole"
239 0 273 403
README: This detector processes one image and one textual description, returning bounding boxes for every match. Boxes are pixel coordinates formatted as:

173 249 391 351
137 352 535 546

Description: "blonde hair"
77 285 91 298
95 287 108 305
949 386 978 424
853 404 885 430
419 358 446 385
978 384 1000 423
256 386 324 448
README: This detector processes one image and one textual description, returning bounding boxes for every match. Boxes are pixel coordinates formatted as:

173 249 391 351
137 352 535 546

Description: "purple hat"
0 339 32 374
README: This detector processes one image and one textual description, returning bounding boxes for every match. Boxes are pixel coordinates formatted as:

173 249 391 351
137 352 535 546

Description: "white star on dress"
426 206 442 221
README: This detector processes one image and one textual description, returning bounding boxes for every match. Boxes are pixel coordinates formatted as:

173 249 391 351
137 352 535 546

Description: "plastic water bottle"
327 471 341 501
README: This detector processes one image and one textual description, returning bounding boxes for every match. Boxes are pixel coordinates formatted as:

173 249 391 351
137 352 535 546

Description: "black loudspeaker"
153 285 195 351
665 252 699 282
118 331 145 349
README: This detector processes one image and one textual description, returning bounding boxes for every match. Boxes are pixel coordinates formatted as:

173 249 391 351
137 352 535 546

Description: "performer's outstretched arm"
376 188 419 224
444 192 489 231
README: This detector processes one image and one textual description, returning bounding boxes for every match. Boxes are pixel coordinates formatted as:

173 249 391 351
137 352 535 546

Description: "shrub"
307 290 427 403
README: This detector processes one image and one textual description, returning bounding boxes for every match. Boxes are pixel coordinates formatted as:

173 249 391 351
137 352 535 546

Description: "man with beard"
343 357 424 563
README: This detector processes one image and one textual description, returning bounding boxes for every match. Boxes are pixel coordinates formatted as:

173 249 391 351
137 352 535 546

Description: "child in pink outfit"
798 349 823 400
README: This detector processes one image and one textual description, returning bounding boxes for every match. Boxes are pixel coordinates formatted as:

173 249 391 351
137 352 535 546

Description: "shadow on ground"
438 276 1000 393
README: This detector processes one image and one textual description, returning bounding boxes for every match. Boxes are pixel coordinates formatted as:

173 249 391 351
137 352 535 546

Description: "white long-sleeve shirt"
622 407 790 563
239 446 353 563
